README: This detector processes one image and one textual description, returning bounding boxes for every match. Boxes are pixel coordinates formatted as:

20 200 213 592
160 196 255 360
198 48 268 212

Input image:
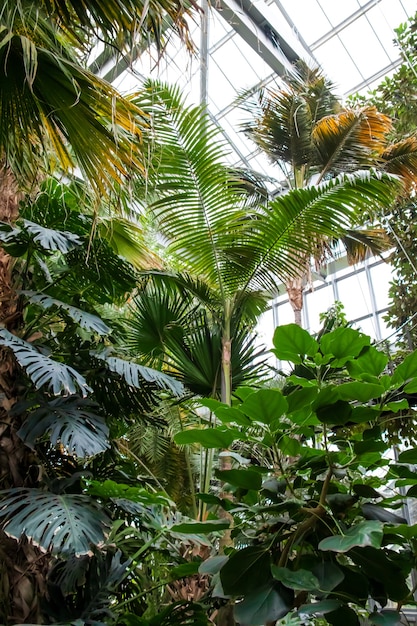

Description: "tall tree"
130 80 402 408
243 61 417 325
350 11 417 350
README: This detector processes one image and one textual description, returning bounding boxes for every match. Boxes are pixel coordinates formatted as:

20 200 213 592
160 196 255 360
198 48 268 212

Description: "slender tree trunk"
286 275 304 327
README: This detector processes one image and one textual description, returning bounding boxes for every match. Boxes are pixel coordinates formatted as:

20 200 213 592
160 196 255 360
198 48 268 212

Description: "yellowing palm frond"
0 3 146 193
313 107 392 181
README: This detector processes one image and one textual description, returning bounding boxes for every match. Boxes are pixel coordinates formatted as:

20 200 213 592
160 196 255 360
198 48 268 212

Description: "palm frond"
0 488 110 555
0 329 91 396
224 170 401 294
312 107 392 179
93 350 184 396
17 396 110 459
22 291 111 335
40 0 198 54
380 136 417 191
0 3 145 191
133 81 250 292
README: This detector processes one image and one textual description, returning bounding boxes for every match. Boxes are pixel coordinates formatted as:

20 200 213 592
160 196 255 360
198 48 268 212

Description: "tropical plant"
129 79 402 409
0 180 202 624
242 61 417 325
177 323 417 625
349 12 417 353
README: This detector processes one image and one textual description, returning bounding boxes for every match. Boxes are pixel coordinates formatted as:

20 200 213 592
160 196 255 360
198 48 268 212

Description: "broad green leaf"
368 610 402 626
346 345 388 379
349 547 409 601
312 561 344 592
271 566 319 591
336 381 384 403
320 327 370 366
277 435 301 456
0 488 110 555
170 520 230 534
85 480 171 507
240 389 288 426
199 555 229 574
354 440 387 455
174 427 241 448
298 600 341 615
385 399 409 412
362 504 406 524
383 524 417 540
318 520 383 552
353 484 382 499
272 324 318 363
326 606 360 626
286 387 319 425
220 546 271 595
169 562 201 579
199 399 250 425
215 469 262 490
316 399 352 425
392 350 417 386
398 448 417 464
234 583 290 625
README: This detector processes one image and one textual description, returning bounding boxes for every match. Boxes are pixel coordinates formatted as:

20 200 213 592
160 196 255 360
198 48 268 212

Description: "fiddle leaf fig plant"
180 324 417 625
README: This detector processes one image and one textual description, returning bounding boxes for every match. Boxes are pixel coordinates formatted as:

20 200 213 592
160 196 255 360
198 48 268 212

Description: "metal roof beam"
214 0 315 77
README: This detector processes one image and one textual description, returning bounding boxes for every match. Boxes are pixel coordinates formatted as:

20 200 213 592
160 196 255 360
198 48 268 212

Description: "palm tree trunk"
286 276 304 327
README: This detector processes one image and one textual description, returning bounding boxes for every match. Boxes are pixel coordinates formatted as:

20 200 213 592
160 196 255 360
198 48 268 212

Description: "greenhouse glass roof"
92 0 416 179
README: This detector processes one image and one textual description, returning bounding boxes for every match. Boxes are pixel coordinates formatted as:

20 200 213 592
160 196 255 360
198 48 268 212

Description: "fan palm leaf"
40 0 197 53
0 2 145 192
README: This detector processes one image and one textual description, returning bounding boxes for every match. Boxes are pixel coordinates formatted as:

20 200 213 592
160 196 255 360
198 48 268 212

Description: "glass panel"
335 270 373 323
369 261 392 310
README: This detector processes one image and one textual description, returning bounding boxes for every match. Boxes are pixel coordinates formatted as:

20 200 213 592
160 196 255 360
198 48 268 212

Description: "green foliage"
175 324 417 625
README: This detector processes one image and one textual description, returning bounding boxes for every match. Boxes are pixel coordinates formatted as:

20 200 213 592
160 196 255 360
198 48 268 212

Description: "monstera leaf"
0 329 91 396
22 291 111 335
93 351 184 396
17 396 109 458
0 489 110 555
0 219 82 254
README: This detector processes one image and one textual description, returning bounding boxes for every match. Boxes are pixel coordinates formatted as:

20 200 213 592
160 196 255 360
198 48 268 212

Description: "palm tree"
130 80 401 407
242 61 417 324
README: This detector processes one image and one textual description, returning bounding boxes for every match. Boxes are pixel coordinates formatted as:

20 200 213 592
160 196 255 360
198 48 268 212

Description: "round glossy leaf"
320 327 370 366
336 381 384 403
215 469 262 491
174 427 241 448
392 350 417 386
271 566 319 591
298 599 341 615
312 561 344 592
240 389 288 426
234 583 290 626
353 484 382 499
316 399 352 425
272 324 318 363
369 610 403 626
220 546 271 595
362 504 407 525
346 346 388 379
398 448 417 464
318 520 383 553
199 555 229 575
